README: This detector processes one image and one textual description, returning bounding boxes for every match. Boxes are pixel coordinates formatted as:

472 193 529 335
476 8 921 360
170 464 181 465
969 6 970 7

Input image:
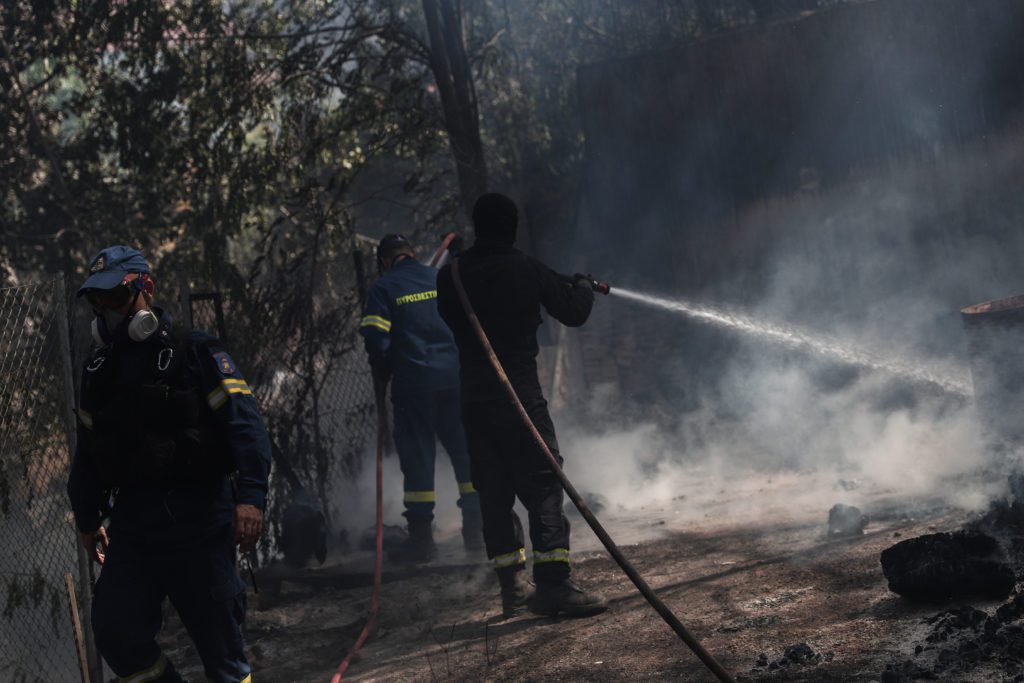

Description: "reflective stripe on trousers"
493 548 526 568
533 547 569 564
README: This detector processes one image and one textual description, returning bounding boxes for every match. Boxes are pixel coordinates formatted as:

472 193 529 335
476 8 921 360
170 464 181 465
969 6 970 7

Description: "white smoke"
333 442 474 548
559 129 1024 528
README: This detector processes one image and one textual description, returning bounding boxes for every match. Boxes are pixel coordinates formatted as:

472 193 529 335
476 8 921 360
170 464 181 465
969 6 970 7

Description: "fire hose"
330 231 459 680
330 380 387 683
451 259 735 683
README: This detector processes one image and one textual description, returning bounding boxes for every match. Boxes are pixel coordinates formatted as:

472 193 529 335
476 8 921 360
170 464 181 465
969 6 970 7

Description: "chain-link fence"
0 277 92 683
187 245 380 555
0 242 390 681
0 250 380 680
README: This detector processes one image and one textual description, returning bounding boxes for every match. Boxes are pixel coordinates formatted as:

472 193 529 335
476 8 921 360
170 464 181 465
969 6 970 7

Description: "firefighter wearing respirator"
67 245 271 683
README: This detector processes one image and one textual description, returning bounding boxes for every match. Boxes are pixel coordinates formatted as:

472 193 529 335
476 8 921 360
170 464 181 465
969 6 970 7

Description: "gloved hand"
573 273 594 290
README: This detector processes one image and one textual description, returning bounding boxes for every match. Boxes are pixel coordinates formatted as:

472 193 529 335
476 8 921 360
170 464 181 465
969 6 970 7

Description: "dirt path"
178 484 1000 682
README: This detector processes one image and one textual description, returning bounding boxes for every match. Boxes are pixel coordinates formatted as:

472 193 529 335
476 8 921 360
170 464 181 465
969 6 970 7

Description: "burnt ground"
158 475 1017 682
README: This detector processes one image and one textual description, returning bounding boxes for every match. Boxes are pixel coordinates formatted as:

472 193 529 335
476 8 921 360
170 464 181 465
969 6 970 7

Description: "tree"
419 0 487 222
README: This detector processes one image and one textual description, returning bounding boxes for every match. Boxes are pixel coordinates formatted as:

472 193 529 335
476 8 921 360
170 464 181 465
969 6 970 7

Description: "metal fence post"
56 273 103 683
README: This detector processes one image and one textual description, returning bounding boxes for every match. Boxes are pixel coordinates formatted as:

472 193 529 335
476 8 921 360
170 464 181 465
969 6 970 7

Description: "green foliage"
1 0 852 280
1 0 852 285
1 0 456 288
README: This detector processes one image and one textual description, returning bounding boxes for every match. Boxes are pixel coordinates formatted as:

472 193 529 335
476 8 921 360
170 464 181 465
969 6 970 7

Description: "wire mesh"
187 247 379 554
0 279 83 682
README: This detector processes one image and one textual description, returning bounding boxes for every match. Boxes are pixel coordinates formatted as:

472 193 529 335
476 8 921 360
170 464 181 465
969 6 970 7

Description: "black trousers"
462 395 571 583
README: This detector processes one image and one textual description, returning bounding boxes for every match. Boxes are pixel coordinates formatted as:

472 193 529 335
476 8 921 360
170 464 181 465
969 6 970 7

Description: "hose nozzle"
588 278 611 296
560 272 611 296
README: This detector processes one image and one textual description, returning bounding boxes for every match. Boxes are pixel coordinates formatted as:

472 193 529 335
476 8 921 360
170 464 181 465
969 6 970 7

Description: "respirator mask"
87 276 159 345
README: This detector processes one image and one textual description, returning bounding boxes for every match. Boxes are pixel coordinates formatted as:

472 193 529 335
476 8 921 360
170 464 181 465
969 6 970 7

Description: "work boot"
497 565 532 618
530 578 608 618
461 506 485 553
387 516 436 563
149 657 188 683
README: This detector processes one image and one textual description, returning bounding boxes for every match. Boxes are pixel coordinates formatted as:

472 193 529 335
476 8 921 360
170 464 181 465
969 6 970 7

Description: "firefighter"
359 234 483 562
436 193 608 618
67 246 271 683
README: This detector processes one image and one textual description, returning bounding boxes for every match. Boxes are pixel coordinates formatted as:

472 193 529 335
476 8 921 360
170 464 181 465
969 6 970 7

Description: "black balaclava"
472 193 518 248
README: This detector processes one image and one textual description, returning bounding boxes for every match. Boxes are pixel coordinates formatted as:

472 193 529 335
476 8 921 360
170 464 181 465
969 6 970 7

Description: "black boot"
530 577 608 618
496 565 532 618
461 505 485 553
149 657 188 683
154 665 188 683
387 516 436 563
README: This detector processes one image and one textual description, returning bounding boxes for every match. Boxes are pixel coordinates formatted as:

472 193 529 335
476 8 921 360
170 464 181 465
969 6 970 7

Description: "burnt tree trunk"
422 0 488 223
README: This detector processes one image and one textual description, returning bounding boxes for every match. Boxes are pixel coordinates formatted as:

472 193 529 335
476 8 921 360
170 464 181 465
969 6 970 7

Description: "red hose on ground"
331 232 453 680
330 383 386 682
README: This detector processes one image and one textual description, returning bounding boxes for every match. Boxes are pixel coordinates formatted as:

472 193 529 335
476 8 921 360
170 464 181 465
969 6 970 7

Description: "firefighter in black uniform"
360 235 483 561
436 193 608 618
67 246 271 683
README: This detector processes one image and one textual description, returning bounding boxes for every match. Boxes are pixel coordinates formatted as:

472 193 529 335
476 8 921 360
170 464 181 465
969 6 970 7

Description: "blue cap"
77 245 151 296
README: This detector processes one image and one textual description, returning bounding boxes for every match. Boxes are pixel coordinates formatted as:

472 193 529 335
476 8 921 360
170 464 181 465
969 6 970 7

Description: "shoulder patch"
213 352 236 375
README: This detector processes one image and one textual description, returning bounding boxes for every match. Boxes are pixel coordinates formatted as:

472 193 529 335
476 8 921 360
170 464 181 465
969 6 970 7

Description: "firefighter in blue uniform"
360 234 483 561
67 246 271 683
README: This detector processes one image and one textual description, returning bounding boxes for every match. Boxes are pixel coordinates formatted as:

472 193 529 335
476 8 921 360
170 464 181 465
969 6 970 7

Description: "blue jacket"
67 309 272 543
360 257 459 396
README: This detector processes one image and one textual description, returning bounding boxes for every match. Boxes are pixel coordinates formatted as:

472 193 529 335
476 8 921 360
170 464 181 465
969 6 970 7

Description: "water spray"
611 286 971 397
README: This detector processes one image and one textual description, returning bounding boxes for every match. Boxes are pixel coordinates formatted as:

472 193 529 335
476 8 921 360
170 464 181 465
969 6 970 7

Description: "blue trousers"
92 524 250 683
392 386 480 520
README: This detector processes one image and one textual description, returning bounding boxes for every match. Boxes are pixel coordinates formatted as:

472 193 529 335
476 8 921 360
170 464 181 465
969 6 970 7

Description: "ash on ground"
881 598 1024 681
751 643 832 673
881 495 1024 680
967 499 1024 581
